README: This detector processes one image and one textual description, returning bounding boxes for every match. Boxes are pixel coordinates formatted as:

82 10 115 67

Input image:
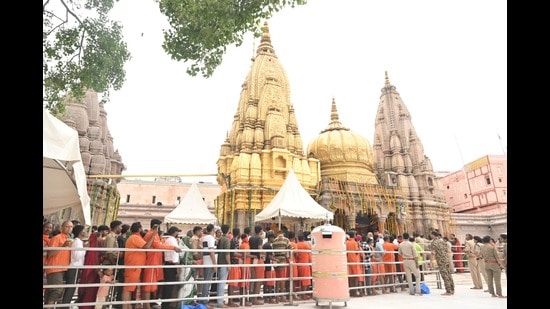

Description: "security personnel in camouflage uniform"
429 230 455 295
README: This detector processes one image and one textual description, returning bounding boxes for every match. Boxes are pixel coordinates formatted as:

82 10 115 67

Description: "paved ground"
254 272 507 309
64 272 507 308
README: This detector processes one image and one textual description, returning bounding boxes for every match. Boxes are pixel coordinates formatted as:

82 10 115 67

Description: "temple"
215 22 452 236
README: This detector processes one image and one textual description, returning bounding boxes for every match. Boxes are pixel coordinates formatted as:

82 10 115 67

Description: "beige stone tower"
372 72 452 236
216 22 321 231
50 90 125 227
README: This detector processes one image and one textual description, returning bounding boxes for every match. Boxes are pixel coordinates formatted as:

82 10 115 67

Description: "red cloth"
452 238 465 272
253 258 265 279
275 267 287 279
77 232 101 309
264 269 276 286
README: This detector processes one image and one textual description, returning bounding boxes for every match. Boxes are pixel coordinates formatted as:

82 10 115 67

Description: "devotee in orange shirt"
346 231 365 297
121 222 155 309
141 219 182 309
382 236 398 293
44 220 74 304
295 233 312 299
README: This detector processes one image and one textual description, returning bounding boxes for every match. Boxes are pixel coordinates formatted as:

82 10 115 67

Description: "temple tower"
306 97 404 234
372 72 452 236
48 90 125 227
215 22 321 231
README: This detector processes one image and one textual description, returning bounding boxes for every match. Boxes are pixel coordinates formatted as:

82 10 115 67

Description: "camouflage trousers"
437 259 455 292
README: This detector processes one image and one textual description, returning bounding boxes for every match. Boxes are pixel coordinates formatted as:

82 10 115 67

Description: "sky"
106 0 507 182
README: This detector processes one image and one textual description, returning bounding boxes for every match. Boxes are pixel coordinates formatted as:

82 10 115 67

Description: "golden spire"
256 21 276 56
331 96 339 122
261 21 271 45
251 34 256 61
385 70 391 87
321 97 349 133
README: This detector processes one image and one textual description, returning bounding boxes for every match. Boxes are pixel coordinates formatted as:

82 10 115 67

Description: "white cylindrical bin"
310 224 349 306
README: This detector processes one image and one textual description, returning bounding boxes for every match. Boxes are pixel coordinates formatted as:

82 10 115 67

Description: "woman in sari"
77 231 101 309
450 234 464 273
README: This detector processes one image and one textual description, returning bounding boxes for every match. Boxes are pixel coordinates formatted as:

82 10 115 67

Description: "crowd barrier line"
43 246 448 308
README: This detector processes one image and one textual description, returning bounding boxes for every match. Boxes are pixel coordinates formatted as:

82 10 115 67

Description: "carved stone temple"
215 22 451 236
46 90 125 227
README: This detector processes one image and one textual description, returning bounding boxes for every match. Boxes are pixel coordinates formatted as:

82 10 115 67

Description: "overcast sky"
106 0 507 182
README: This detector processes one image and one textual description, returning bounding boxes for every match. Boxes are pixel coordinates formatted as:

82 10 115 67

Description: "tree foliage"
43 0 307 114
43 0 131 115
158 0 307 78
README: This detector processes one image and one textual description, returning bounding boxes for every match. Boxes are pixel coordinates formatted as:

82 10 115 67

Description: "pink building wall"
439 155 507 215
115 179 220 229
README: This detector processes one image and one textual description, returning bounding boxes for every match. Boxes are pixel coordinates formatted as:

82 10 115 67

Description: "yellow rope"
112 193 120 220
356 183 365 214
345 181 355 215
99 183 108 225
366 184 375 212
312 272 348 278
335 179 345 213
103 185 112 223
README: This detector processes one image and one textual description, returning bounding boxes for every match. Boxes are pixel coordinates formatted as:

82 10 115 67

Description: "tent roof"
254 169 334 225
164 182 217 225
43 108 91 225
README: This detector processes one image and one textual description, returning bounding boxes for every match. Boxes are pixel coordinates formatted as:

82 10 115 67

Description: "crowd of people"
43 219 507 308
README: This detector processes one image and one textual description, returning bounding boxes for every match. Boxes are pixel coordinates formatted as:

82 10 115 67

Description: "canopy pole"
278 209 281 230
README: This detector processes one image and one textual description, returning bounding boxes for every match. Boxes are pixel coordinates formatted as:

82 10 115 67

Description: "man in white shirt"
62 225 87 304
199 224 217 305
162 226 182 309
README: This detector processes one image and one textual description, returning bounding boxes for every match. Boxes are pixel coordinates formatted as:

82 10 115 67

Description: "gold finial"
251 36 255 61
256 20 275 56
385 71 390 87
330 97 339 122
261 21 271 44
320 97 349 133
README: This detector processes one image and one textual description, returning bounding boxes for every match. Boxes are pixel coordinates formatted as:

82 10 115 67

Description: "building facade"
438 155 507 240
439 155 507 215
115 179 220 229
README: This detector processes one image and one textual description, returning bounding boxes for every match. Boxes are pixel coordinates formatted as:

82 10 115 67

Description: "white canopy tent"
254 169 334 229
164 182 218 229
43 108 91 225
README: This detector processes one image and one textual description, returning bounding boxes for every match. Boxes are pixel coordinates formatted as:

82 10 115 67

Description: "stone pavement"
255 272 507 309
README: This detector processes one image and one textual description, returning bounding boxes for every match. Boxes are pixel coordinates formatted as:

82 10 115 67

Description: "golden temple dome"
306 98 379 184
